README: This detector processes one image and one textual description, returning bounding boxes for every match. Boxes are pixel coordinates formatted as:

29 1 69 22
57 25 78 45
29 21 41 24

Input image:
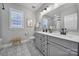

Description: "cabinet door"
69 50 77 56
48 43 69 56
49 36 78 52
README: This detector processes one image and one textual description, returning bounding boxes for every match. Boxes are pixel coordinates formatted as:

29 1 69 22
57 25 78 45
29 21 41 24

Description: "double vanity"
33 3 79 56
34 31 79 56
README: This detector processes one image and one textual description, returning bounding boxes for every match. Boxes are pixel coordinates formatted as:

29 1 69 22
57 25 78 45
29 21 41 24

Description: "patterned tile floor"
0 40 42 56
26 41 43 56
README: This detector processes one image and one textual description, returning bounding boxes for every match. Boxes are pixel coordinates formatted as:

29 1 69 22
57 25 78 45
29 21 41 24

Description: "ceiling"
17 3 65 14
18 3 44 11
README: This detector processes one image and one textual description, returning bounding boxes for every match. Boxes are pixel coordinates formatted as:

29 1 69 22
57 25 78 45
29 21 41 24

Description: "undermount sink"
51 32 74 38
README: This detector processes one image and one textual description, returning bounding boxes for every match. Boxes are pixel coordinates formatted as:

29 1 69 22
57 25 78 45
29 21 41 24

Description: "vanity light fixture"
32 6 36 9
2 3 5 10
44 8 47 10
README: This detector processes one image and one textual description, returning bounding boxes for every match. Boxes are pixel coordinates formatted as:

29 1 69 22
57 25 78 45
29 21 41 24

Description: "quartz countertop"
35 31 79 43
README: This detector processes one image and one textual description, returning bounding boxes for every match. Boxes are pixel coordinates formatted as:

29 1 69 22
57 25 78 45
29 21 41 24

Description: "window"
9 8 24 28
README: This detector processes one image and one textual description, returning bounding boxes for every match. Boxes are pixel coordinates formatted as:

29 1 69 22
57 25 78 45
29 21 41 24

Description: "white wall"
77 4 79 32
0 3 36 44
0 6 2 38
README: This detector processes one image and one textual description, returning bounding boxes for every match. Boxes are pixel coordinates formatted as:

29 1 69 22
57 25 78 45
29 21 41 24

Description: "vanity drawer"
41 45 48 56
48 41 77 56
49 36 78 52
48 41 70 56
41 35 48 43
41 43 47 49
42 34 47 38
42 49 47 56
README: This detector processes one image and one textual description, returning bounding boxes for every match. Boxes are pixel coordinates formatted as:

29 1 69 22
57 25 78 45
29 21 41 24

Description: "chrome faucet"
60 28 67 35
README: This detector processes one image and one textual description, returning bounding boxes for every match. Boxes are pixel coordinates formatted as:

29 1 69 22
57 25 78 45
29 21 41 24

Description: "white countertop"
35 31 79 43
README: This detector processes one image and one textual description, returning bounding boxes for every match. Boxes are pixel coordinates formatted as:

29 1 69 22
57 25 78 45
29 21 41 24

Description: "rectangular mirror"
44 3 78 32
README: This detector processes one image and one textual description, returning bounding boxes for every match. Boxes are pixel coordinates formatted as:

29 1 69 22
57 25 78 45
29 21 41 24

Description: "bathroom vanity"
34 31 79 56
34 3 79 56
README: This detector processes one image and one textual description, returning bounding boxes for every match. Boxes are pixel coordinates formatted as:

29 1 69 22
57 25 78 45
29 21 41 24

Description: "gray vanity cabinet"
34 32 78 56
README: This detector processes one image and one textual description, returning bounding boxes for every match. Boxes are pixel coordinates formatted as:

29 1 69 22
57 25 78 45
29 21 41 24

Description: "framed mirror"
27 19 34 27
